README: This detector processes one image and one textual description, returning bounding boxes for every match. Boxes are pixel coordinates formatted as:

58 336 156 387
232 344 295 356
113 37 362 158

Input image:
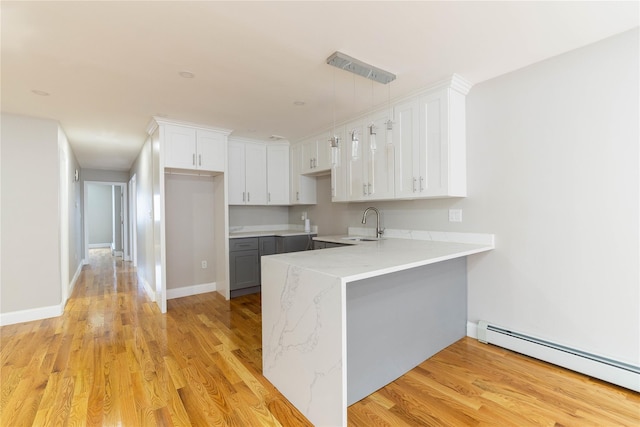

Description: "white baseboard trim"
0 304 63 326
469 320 640 392
68 262 83 296
138 274 156 302
88 243 112 248
167 282 217 300
113 250 124 257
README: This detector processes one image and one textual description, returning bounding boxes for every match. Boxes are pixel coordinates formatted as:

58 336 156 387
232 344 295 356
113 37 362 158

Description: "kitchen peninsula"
261 231 494 426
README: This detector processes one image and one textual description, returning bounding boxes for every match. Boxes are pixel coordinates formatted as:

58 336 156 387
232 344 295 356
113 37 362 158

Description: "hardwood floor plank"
1 248 638 426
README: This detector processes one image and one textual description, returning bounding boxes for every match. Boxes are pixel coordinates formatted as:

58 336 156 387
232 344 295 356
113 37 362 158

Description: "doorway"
83 181 128 264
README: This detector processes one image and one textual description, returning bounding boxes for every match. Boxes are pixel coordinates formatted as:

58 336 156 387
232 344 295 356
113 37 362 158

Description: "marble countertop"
267 236 494 283
229 224 319 239
229 229 316 239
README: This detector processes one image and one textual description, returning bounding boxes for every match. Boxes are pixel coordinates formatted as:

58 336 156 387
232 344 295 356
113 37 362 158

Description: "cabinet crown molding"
147 116 233 136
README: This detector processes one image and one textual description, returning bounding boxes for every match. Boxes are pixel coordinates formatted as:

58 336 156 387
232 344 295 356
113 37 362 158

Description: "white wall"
464 29 639 365
165 174 217 289
87 183 114 245
290 29 639 366
59 127 83 299
129 136 156 299
1 114 62 315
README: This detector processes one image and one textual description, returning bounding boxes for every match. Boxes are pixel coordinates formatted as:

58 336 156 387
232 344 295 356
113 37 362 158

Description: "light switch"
449 209 462 222
201 260 207 269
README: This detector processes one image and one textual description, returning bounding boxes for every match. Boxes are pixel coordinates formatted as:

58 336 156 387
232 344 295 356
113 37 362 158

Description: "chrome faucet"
361 207 384 238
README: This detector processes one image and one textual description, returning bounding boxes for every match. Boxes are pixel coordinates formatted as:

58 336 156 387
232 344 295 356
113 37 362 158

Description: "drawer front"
230 238 259 252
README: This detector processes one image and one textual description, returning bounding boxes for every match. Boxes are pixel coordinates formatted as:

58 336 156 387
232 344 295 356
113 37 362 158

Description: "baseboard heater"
477 321 640 392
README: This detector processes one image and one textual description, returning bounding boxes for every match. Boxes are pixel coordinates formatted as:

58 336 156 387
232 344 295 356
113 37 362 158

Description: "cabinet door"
228 141 246 205
266 144 290 205
259 236 276 256
420 91 446 197
393 98 421 199
244 143 267 205
164 124 197 169
229 249 259 290
197 130 225 172
315 131 332 172
290 143 317 205
301 138 317 174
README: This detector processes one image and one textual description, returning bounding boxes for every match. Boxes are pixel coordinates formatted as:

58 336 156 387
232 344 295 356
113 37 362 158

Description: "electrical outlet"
448 209 462 222
201 260 207 269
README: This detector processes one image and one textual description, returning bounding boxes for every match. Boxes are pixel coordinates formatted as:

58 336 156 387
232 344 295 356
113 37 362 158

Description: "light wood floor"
1 248 638 426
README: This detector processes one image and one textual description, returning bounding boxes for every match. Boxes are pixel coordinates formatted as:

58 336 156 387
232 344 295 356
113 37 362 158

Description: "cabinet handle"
243 192 246 202
192 153 196 166
363 184 367 196
313 158 317 168
413 177 417 192
420 176 425 192
198 154 202 166
296 191 299 201
247 192 250 202
309 159 313 169
268 192 271 202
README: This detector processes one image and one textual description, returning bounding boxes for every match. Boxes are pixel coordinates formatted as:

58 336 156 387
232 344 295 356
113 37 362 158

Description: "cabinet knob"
413 177 417 192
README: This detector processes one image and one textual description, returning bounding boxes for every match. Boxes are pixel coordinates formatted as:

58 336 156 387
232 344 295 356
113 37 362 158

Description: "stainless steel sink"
341 236 379 242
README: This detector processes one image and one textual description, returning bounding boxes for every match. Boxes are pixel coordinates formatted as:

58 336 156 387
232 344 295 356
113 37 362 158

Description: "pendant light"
386 82 393 146
369 80 377 152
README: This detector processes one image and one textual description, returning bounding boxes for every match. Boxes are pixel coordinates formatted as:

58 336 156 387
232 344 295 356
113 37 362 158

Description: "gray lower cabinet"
260 236 276 256
229 236 278 298
276 234 316 253
230 238 260 298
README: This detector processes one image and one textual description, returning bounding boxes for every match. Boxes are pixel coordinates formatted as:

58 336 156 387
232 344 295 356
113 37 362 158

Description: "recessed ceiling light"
32 89 50 96
293 101 305 106
179 71 195 78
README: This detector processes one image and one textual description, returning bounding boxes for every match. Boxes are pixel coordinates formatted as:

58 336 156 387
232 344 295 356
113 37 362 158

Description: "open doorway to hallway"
83 181 128 264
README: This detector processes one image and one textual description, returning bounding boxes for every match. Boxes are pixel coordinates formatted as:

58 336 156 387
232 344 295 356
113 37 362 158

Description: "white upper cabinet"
266 143 290 205
164 124 226 172
301 131 332 174
197 130 226 172
345 110 395 201
394 76 469 199
228 140 267 205
290 143 317 205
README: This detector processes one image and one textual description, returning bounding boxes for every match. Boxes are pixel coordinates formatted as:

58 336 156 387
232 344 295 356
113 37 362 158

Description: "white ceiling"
2 1 638 171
